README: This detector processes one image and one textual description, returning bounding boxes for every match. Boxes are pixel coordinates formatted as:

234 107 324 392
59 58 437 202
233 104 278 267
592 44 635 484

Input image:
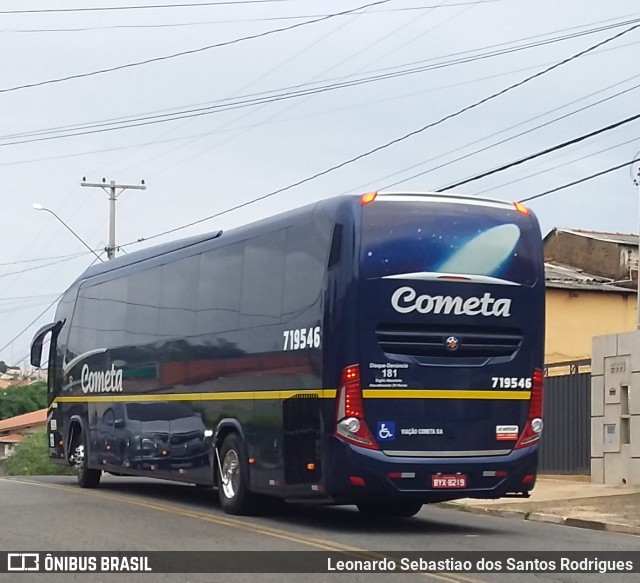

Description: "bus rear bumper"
325 438 539 504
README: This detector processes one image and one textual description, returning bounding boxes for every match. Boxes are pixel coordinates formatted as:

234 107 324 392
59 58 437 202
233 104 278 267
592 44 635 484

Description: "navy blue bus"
31 192 545 517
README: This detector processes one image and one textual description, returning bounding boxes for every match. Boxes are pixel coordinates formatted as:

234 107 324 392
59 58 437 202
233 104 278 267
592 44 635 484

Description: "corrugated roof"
545 262 635 293
554 229 638 246
0 409 47 434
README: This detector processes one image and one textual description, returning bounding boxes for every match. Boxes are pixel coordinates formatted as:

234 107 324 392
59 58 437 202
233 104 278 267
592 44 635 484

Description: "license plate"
432 474 467 488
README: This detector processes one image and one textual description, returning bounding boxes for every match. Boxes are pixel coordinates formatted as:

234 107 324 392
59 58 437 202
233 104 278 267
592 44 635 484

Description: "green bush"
5 430 74 476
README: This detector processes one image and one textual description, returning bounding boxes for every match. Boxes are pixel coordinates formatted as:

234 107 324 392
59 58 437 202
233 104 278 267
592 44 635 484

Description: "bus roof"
372 191 516 209
75 192 521 284
75 230 223 283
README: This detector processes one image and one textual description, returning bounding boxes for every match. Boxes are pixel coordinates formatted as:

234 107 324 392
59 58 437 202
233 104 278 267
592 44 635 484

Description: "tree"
0 382 47 421
0 361 7 374
5 430 74 476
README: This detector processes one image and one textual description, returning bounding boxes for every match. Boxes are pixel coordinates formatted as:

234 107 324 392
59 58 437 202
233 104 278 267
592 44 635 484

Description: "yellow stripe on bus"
363 389 530 400
52 388 528 405
54 389 337 404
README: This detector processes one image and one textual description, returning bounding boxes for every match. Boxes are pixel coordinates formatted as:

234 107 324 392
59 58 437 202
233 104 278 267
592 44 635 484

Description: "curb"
437 503 640 536
527 512 564 525
438 502 526 520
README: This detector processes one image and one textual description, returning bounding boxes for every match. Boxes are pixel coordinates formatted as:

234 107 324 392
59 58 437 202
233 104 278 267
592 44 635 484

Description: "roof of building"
0 409 47 434
0 377 33 387
545 262 635 293
0 434 25 443
546 228 638 246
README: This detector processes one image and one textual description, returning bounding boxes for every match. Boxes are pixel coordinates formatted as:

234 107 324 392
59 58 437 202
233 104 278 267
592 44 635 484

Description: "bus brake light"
514 368 544 449
335 365 379 450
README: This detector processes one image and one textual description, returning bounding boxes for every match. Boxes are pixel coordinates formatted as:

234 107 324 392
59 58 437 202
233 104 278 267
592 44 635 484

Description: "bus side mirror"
30 320 64 367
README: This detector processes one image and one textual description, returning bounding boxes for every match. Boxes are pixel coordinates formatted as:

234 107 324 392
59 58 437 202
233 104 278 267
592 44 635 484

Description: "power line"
0 254 104 356
376 73 640 192
520 160 638 203
0 294 61 301
4 15 639 146
121 20 640 247
0 251 89 267
470 135 640 196
0 296 61 355
0 62 554 169
0 1 298 15
2 48 638 171
107 0 385 177
0 299 62 315
436 112 640 192
0 1 388 95
0 1 500 16
0 254 92 278
0 3 509 32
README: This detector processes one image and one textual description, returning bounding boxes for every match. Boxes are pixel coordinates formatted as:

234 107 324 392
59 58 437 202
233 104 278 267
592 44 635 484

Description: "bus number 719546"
283 326 321 351
492 377 533 389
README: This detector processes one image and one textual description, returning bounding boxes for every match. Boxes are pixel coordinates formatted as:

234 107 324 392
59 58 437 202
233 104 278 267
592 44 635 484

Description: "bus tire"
217 433 256 515
74 430 101 489
356 500 423 518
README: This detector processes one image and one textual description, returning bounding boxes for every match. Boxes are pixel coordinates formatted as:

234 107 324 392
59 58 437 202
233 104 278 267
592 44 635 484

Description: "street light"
32 203 103 263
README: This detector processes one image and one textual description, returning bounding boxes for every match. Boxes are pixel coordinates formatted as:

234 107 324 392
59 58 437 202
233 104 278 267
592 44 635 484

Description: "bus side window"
196 243 243 335
283 222 331 318
327 224 342 269
240 230 286 327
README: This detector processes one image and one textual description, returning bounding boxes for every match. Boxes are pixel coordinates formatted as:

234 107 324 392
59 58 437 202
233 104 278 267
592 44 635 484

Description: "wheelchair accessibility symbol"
377 421 396 441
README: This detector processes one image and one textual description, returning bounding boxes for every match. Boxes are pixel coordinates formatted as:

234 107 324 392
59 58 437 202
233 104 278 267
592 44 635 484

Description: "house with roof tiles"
0 409 47 460
543 228 637 367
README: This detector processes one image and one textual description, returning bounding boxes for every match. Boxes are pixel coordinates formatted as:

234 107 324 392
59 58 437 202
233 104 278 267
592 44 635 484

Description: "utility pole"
81 177 146 260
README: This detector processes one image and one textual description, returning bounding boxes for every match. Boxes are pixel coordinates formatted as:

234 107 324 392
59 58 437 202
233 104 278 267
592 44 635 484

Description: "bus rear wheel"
217 434 256 515
356 500 423 518
72 430 101 489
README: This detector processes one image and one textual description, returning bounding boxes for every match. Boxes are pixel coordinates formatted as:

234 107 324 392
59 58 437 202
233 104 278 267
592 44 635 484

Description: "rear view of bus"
332 192 544 515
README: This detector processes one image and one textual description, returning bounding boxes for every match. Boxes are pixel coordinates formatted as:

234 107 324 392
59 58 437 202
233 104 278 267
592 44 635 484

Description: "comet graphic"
382 224 521 286
438 223 521 275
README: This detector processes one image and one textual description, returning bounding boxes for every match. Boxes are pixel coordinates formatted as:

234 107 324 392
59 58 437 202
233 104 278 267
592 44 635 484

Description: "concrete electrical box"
591 332 640 485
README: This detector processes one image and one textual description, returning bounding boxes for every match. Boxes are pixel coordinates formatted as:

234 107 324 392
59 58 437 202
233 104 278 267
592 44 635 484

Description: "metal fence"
539 360 591 474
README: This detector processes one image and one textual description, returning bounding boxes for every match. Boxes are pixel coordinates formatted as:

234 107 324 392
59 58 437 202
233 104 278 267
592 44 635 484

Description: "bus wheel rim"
221 449 240 499
74 444 85 472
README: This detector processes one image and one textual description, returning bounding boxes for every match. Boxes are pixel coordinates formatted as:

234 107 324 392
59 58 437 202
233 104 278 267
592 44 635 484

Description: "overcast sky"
2 0 640 367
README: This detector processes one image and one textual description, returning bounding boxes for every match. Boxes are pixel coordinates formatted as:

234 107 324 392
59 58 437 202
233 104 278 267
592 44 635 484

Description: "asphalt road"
0 474 638 583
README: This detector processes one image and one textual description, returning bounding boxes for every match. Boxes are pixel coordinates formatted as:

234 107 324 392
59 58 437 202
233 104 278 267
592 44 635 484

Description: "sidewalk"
438 475 640 536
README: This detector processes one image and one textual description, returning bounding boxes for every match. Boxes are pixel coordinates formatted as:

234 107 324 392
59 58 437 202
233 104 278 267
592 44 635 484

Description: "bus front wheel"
217 434 256 515
356 500 423 518
72 430 101 489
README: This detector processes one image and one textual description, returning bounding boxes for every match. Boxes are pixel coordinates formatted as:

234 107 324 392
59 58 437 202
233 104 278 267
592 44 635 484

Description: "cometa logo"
81 364 124 393
391 286 512 317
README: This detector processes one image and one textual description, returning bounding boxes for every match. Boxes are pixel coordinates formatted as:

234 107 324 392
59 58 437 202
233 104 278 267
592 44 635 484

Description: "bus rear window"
360 199 540 286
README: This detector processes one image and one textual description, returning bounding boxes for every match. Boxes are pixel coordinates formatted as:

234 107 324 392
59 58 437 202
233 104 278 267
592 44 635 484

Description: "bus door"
30 285 79 463
355 194 544 468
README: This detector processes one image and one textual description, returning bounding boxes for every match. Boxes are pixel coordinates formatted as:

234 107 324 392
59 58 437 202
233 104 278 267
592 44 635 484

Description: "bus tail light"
514 368 544 449
335 365 379 450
